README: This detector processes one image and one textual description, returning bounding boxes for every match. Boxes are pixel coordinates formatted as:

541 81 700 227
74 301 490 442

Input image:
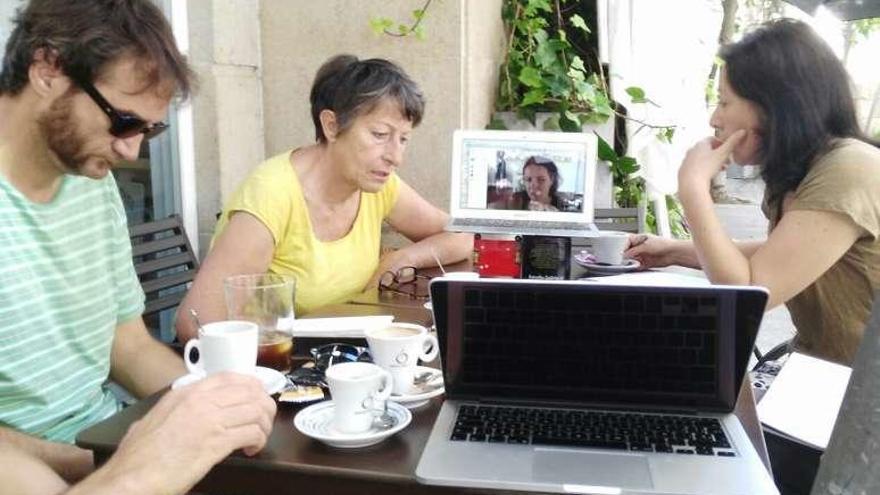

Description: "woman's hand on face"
677 130 747 195
624 234 680 269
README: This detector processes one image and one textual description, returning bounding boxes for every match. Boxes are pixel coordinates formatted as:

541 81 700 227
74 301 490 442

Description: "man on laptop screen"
447 130 598 236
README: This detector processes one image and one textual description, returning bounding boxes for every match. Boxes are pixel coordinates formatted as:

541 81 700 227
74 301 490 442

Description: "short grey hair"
309 54 425 143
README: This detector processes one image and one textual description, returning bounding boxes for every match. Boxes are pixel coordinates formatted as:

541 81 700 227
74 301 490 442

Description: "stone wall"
187 0 504 253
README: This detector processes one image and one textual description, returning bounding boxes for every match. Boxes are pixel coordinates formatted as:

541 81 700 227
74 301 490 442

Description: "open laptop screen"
431 279 767 412
450 130 597 223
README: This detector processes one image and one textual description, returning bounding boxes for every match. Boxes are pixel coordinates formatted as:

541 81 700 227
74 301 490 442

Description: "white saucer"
575 257 641 274
294 400 412 448
171 366 287 395
388 366 445 408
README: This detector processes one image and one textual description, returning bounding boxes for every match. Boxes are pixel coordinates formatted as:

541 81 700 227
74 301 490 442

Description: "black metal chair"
129 215 199 343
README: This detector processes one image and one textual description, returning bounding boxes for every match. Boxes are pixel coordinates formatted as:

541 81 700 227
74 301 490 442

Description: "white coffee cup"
183 320 258 375
325 362 392 434
365 323 439 395
591 231 630 265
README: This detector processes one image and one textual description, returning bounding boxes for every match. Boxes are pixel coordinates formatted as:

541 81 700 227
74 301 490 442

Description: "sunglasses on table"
73 77 168 140
286 343 373 388
378 266 430 300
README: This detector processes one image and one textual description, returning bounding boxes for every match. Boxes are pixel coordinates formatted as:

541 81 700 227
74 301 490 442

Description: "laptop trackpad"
533 449 653 490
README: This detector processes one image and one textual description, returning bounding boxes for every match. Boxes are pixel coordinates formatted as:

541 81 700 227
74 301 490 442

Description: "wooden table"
77 275 771 495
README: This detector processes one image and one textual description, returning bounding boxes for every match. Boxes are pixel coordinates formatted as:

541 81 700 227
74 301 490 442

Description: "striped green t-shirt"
0 172 144 443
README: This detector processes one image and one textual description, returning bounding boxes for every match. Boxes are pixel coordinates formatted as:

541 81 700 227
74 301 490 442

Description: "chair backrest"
129 215 199 318
594 206 644 233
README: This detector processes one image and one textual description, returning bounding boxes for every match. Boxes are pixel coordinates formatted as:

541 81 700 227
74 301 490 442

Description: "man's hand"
75 373 276 495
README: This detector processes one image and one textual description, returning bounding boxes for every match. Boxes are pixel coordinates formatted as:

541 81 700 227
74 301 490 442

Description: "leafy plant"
495 0 612 131
491 0 686 237
369 0 433 40
597 136 689 238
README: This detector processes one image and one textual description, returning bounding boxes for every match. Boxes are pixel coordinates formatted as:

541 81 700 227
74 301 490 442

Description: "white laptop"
417 278 779 495
446 130 598 237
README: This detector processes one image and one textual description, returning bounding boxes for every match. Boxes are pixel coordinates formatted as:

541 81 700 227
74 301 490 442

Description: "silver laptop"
446 130 599 237
417 278 779 495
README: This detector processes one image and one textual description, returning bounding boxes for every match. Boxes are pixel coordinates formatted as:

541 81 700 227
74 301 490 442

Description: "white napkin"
290 315 394 338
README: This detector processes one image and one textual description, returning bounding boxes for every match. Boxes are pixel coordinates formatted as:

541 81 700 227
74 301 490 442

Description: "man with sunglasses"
0 1 275 493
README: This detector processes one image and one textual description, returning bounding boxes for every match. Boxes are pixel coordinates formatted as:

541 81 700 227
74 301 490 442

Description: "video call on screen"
459 140 588 214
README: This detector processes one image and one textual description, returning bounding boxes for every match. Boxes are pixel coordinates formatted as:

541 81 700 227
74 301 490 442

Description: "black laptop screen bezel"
430 279 766 413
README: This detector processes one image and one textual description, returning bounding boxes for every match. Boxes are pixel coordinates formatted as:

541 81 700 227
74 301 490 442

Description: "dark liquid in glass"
258 329 293 372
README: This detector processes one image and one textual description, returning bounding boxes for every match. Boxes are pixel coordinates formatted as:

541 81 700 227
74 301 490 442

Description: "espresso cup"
365 323 439 395
591 231 630 265
183 320 258 375
325 362 392 434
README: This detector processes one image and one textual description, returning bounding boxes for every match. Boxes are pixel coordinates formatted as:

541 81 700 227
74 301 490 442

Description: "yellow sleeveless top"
214 150 401 314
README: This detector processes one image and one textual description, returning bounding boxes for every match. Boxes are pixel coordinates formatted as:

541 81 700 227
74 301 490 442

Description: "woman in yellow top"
176 55 471 340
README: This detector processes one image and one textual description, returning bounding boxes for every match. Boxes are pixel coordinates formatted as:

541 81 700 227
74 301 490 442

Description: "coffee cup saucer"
574 256 641 274
294 400 412 449
171 366 286 395
388 366 445 408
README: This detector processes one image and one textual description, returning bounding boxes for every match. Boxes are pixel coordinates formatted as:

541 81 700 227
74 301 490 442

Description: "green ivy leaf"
412 9 425 21
413 25 426 41
570 14 590 33
542 114 561 130
596 136 617 162
521 88 547 106
656 127 675 143
518 67 544 88
486 117 508 130
397 23 409 35
536 40 557 69
625 86 647 104
369 17 393 35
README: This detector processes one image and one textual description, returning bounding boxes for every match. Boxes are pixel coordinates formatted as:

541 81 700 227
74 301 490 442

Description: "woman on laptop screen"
625 19 880 366
488 155 570 212
176 55 471 338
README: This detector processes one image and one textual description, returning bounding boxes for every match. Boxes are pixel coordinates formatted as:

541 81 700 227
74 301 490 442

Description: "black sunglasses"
75 78 168 140
287 343 373 388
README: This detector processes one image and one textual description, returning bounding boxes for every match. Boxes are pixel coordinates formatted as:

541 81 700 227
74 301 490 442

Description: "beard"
36 93 111 175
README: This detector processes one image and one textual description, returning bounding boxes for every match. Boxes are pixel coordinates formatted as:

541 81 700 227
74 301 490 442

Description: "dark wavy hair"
0 0 194 98
520 156 563 209
719 18 878 209
309 54 425 143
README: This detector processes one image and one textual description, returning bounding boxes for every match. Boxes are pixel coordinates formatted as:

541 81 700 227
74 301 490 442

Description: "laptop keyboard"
452 404 735 456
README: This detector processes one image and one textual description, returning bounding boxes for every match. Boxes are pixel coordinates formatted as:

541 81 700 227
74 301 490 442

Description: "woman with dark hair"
516 156 563 211
177 55 471 338
626 19 880 365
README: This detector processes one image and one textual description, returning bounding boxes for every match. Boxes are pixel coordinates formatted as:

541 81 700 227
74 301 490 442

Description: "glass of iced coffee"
223 273 295 372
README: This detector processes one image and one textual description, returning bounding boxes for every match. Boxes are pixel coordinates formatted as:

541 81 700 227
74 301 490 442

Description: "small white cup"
591 231 630 265
326 362 392 434
184 320 258 375
365 323 439 395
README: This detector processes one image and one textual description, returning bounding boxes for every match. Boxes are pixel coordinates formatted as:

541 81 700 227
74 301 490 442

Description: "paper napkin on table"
756 352 852 450
290 315 394 338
